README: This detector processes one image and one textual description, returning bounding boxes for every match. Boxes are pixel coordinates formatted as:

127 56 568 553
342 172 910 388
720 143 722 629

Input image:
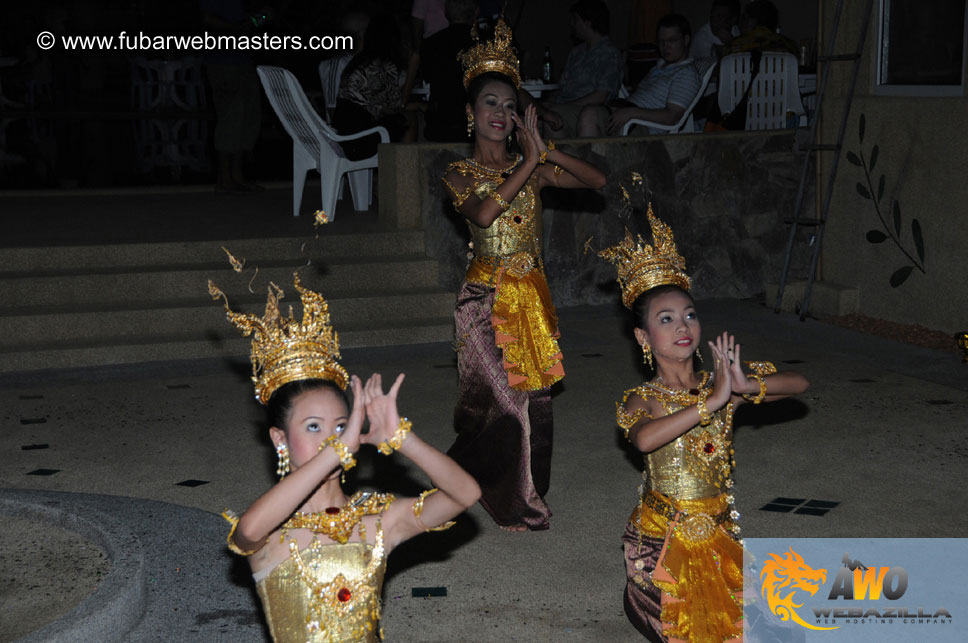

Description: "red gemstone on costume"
325 507 340 515
337 588 351 602
689 389 699 396
704 442 715 453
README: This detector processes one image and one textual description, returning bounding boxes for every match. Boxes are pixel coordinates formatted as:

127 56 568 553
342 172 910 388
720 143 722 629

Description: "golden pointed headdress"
598 204 691 308
459 18 521 88
209 273 349 404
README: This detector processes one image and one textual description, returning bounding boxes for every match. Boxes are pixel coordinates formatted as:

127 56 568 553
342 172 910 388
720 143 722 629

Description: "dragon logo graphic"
760 547 837 631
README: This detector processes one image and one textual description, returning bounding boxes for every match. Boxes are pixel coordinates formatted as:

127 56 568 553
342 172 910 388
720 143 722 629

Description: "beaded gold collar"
281 491 395 544
459 155 522 180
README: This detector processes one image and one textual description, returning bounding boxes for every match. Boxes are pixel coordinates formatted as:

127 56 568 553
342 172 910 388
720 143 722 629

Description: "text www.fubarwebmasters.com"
35 31 353 52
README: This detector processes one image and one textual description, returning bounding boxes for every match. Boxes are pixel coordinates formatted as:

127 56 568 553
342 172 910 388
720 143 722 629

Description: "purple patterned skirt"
623 520 666 641
447 279 553 530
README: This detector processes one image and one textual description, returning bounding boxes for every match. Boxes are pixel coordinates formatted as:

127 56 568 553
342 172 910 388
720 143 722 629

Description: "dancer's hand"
361 373 406 446
714 331 749 394
338 375 366 452
707 339 733 411
512 105 545 167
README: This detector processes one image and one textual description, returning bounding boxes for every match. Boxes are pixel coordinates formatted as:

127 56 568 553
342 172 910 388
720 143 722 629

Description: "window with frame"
876 0 967 96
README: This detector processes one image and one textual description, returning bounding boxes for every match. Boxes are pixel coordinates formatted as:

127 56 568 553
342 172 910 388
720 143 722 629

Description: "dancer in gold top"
599 208 808 641
442 19 606 532
213 275 480 642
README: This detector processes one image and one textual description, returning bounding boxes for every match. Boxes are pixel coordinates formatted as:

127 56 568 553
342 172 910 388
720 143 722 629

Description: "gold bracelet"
742 374 767 404
222 509 259 556
553 164 564 176
546 139 556 151
377 417 413 455
412 488 456 532
320 435 356 471
696 390 712 426
538 149 548 164
488 189 511 211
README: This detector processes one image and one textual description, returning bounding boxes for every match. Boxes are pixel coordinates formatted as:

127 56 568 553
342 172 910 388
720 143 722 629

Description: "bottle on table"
542 46 552 82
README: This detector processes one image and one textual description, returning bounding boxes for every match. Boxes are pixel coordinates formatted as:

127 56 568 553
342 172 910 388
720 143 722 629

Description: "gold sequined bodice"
445 157 543 259
618 375 736 501
255 531 386 642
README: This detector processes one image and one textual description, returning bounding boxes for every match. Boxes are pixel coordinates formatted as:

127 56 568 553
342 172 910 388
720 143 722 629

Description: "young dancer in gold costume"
442 19 606 532
600 209 808 641
213 275 480 642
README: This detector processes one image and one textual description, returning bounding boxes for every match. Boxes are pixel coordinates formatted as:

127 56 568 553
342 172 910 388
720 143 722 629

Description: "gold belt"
643 491 730 524
474 252 543 278
642 491 732 542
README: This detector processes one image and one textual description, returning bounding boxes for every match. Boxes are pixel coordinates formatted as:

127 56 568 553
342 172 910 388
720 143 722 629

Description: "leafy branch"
846 113 926 288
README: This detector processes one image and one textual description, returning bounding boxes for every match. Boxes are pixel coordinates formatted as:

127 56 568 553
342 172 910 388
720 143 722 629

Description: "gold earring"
641 342 653 369
695 348 703 364
467 114 475 137
276 443 290 479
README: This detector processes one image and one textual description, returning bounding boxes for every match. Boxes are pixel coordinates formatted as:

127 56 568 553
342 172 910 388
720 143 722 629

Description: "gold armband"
615 402 653 440
488 189 511 211
222 509 259 556
742 374 767 404
412 488 456 532
320 435 356 471
553 164 564 176
377 417 413 455
696 390 712 426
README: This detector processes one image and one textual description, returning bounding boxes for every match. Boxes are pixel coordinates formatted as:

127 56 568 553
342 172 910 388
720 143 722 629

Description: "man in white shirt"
579 14 700 136
690 0 741 62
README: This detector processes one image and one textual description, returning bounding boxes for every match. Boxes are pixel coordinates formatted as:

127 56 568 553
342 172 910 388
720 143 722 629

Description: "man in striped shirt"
580 14 700 136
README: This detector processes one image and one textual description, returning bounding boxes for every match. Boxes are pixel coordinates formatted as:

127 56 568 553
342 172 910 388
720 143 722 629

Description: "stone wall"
816 0 968 333
380 130 814 307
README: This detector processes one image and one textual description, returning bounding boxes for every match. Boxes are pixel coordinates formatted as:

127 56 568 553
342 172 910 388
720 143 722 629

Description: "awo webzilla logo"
760 547 953 630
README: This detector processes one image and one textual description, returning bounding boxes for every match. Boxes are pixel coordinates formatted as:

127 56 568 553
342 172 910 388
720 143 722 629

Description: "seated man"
690 0 741 62
579 13 700 136
725 0 798 56
536 0 623 138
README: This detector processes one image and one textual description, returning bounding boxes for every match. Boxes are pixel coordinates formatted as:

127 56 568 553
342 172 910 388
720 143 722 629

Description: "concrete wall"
817 1 968 333
380 130 813 307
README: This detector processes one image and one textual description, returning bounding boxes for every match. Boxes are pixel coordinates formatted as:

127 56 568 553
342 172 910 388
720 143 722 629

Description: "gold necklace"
464 154 522 179
280 491 394 544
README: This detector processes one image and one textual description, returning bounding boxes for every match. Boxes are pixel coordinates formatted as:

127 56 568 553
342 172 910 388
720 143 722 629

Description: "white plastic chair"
317 55 350 122
621 58 717 135
717 52 804 130
257 65 388 219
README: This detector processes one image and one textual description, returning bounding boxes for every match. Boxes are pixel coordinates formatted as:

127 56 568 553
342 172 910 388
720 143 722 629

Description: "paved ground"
2 297 966 642
1 186 966 641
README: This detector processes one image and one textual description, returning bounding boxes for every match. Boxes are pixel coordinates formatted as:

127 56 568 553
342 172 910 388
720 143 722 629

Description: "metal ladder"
773 0 876 320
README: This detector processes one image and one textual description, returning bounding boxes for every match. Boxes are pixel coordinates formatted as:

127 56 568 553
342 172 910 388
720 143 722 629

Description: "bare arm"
361 374 481 551
714 332 811 405
512 107 606 190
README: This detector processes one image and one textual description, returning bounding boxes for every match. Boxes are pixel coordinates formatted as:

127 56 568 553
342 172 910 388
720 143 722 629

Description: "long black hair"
631 284 695 329
266 379 349 431
466 71 518 106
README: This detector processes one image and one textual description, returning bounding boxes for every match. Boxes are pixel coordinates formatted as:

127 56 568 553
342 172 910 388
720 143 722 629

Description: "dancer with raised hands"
442 18 606 532
598 208 808 641
212 274 479 642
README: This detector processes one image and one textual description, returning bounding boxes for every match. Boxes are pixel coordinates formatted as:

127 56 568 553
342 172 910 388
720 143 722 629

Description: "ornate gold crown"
459 18 521 88
598 204 691 308
209 272 349 404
